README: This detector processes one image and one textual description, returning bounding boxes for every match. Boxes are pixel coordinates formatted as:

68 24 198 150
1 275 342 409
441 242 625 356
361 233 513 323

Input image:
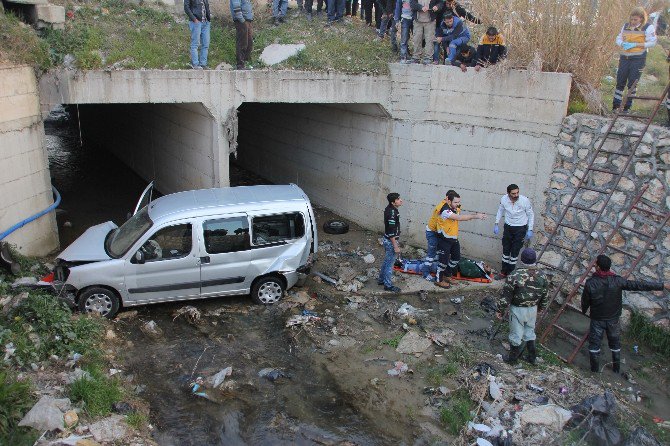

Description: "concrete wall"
39 67 571 263
0 66 58 256
540 114 670 326
78 103 218 194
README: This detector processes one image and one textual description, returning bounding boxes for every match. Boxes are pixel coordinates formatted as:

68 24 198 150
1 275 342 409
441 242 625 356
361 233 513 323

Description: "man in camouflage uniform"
496 248 548 365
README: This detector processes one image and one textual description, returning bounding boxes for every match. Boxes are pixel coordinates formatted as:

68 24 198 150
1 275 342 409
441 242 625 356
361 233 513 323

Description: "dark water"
44 106 393 445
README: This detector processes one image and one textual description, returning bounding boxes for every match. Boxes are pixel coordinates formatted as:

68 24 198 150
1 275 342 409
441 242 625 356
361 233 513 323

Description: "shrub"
0 370 38 446
68 365 122 417
627 311 670 358
439 389 474 436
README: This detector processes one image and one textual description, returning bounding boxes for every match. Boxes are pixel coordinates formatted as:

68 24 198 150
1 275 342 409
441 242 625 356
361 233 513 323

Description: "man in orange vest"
613 7 657 112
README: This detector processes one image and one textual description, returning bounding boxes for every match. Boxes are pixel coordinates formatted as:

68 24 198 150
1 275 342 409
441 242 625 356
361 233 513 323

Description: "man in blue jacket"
433 12 470 64
184 0 211 69
230 0 254 70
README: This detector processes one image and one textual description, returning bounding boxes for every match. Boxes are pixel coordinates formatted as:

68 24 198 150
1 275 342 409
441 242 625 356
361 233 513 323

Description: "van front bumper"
50 281 78 309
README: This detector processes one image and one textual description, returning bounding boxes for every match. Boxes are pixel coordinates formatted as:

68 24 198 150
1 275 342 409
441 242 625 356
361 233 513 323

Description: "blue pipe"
0 186 61 241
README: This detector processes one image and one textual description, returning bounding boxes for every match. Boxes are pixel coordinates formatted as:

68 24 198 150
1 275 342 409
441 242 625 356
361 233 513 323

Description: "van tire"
250 276 285 305
78 287 120 319
323 219 349 235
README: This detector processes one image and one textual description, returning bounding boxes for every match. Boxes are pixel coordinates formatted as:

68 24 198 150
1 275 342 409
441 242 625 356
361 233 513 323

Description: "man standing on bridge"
231 0 254 70
582 254 669 374
494 184 534 280
184 0 211 69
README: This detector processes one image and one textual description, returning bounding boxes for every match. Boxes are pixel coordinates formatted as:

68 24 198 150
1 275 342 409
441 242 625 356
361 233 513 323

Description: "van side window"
140 223 192 262
203 217 250 254
252 213 305 245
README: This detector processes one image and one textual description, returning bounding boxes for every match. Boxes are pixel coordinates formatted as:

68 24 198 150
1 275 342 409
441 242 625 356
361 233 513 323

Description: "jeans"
420 229 438 277
272 0 288 17
508 305 538 346
378 237 396 287
188 20 210 66
433 40 458 63
379 14 393 36
398 18 411 58
327 0 345 20
588 319 621 355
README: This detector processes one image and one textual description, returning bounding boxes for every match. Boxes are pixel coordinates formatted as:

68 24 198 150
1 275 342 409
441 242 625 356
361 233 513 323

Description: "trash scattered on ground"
569 391 622 445
286 291 311 304
172 305 202 324
259 43 306 65
11 276 37 288
387 361 411 376
476 438 493 446
472 363 496 380
520 404 572 430
258 368 290 381
623 427 663 446
527 384 545 393
489 376 503 401
209 367 233 388
395 331 432 354
427 328 456 347
111 401 133 415
468 422 491 433
286 314 320 327
362 254 375 264
116 310 138 319
313 271 337 285
397 303 417 317
450 296 463 304
140 320 162 336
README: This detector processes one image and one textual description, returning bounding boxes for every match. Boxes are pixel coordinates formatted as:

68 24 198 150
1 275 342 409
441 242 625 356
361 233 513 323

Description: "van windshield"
105 207 153 258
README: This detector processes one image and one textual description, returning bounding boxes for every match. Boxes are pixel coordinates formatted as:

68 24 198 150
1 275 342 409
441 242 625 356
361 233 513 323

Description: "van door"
199 214 252 297
248 211 308 277
133 181 154 216
123 220 201 304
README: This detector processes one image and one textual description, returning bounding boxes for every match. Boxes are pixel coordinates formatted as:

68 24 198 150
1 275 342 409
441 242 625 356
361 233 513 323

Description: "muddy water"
45 108 397 444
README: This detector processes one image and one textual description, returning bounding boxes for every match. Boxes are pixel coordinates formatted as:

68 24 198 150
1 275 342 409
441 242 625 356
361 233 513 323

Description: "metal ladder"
534 81 670 363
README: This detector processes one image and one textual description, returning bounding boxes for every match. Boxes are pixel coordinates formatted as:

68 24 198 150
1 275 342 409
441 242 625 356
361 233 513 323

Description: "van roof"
148 184 308 221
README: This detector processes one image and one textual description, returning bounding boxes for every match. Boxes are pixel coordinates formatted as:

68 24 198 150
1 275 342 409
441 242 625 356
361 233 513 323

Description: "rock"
63 410 78 428
520 405 572 431
634 162 653 176
105 329 116 340
88 415 127 443
111 401 134 415
396 331 432 354
11 277 37 288
286 290 310 304
362 253 375 264
65 368 92 384
259 43 306 65
336 266 357 283
577 132 593 147
557 144 574 157
140 320 162 336
215 62 233 70
18 395 67 431
63 54 76 69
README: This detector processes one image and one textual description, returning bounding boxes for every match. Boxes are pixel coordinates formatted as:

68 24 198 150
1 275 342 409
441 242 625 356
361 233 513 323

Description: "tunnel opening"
235 102 393 236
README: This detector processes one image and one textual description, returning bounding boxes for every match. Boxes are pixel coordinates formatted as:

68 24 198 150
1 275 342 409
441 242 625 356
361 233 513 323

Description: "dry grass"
473 0 639 110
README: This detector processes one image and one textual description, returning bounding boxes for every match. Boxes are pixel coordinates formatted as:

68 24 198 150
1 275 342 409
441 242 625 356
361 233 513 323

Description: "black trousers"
305 0 324 13
613 55 646 111
345 0 358 16
588 319 621 355
362 0 381 27
501 224 526 275
436 236 460 280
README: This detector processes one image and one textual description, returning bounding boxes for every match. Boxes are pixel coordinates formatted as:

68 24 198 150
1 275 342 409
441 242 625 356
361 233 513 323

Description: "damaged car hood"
58 221 118 262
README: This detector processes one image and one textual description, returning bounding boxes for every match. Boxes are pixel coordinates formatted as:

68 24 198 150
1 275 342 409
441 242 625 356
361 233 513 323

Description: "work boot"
612 351 621 374
504 344 521 365
525 340 537 365
590 352 600 373
273 17 280 26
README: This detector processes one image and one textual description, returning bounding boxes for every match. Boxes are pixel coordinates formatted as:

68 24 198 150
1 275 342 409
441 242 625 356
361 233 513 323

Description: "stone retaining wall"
540 113 670 326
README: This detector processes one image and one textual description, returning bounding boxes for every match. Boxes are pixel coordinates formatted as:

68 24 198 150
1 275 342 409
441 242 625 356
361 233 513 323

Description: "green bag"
457 258 490 279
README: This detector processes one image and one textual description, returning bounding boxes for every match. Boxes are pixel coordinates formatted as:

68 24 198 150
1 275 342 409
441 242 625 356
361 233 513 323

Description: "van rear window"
252 213 305 245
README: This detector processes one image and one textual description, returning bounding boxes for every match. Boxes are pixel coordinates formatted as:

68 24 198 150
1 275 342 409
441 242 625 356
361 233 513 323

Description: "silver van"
47 184 317 318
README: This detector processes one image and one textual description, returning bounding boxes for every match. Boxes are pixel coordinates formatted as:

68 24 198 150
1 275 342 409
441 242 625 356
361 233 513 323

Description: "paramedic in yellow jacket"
434 191 487 289
421 190 455 282
613 6 657 112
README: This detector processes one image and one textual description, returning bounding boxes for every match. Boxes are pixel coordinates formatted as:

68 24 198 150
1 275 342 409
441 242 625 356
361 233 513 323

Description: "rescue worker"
613 6 657 112
582 255 669 373
421 190 455 282
496 248 548 365
494 184 534 280
434 191 486 288
378 192 403 293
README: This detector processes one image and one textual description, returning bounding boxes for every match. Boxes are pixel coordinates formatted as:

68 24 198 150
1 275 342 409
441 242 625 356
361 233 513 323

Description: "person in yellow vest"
613 6 657 112
421 190 455 282
434 191 487 288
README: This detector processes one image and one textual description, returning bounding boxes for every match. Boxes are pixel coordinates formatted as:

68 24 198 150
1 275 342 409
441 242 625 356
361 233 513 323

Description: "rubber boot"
504 344 521 365
612 351 621 374
589 352 600 373
525 340 537 365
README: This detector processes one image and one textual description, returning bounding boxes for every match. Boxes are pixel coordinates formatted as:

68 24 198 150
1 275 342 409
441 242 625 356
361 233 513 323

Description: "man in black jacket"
582 255 669 373
184 0 211 69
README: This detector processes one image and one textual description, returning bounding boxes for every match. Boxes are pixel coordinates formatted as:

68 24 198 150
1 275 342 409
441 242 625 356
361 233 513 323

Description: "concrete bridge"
3 65 571 261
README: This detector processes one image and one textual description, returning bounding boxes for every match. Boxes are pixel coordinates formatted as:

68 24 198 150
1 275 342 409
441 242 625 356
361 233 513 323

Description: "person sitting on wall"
451 43 477 71
475 26 507 72
433 12 471 65
613 6 657 112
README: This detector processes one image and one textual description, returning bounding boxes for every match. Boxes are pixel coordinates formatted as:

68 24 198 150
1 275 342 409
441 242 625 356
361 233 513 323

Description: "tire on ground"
323 219 349 234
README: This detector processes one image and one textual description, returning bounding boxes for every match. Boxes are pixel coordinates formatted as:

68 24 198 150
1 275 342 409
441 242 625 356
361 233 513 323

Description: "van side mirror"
135 250 146 264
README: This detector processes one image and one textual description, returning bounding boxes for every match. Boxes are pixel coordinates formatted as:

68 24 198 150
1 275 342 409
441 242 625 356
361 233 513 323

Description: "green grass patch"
381 334 404 349
0 12 51 70
125 411 148 430
68 364 123 417
425 363 458 387
627 311 670 358
537 344 563 367
0 293 104 367
0 370 39 446
439 388 474 436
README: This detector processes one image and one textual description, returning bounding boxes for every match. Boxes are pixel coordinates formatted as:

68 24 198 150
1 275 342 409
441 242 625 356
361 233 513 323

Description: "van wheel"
323 219 349 234
78 287 120 319
251 277 285 305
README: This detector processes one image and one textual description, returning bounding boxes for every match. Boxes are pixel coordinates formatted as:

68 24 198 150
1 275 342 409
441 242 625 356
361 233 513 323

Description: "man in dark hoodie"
433 12 470 64
451 43 477 71
582 255 668 373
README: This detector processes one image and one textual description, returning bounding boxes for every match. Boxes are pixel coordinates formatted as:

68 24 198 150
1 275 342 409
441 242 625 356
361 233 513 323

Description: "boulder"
88 415 127 443
259 44 306 66
396 331 432 354
18 395 69 431
521 405 572 431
